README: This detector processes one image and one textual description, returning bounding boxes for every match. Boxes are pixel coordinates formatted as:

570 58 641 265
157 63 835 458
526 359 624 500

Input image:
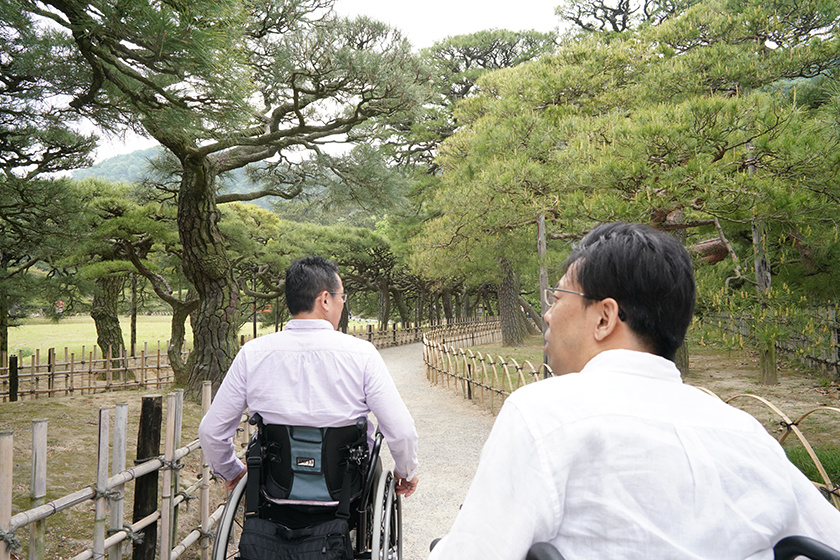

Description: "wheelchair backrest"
249 417 369 505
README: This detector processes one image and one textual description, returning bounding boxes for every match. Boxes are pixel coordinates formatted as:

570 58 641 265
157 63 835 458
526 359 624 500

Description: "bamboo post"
132 395 162 560
106 347 113 390
117 346 124 387
171 390 184 544
1 431 13 560
69 354 75 394
200 381 212 560
156 342 162 389
160 392 177 560
32 354 37 398
108 403 128 560
8 357 18 403
47 349 55 398
93 408 109 560
80 347 86 395
87 350 94 394
140 347 147 388
62 349 68 395
29 419 48 560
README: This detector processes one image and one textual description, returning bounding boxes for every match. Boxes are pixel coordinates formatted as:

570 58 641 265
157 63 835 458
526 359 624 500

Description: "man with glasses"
429 222 839 559
200 256 419 498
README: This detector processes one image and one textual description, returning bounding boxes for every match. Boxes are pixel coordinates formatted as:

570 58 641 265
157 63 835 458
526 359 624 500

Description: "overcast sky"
335 0 562 49
95 0 563 161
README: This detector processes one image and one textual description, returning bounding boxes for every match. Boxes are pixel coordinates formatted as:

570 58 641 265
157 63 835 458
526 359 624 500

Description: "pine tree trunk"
499 258 526 346
415 288 425 325
0 291 8 358
674 342 689 376
392 290 411 326
91 275 125 365
752 218 778 385
378 282 390 330
130 274 138 357
179 155 241 396
441 288 454 322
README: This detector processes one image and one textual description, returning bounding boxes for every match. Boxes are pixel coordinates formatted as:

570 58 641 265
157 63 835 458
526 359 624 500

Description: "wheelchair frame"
521 536 840 560
211 425 402 560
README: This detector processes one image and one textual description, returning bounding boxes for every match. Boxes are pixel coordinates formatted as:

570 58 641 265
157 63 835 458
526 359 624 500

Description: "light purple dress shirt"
198 319 419 482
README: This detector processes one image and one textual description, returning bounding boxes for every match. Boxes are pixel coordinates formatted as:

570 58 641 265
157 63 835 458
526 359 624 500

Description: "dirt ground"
684 346 840 449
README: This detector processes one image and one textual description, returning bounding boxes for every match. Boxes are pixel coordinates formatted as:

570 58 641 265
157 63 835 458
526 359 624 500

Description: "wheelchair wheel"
370 470 402 560
212 474 247 560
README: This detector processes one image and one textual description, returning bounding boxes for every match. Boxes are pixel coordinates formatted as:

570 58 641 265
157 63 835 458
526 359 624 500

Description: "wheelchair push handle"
774 536 840 560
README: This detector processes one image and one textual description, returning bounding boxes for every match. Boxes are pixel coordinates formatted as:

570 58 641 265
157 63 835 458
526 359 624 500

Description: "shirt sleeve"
428 398 561 560
198 351 249 481
362 347 419 480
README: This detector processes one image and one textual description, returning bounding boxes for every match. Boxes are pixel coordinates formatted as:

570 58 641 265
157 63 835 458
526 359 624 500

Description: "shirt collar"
580 349 683 383
286 319 335 331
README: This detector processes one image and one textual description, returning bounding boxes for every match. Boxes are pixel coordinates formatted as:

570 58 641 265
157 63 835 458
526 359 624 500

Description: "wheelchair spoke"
212 474 247 560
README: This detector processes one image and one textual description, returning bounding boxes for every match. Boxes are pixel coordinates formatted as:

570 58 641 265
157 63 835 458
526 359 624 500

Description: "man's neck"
292 311 326 321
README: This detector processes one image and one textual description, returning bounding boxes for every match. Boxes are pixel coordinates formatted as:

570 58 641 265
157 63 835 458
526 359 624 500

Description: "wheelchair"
522 536 840 560
212 415 401 560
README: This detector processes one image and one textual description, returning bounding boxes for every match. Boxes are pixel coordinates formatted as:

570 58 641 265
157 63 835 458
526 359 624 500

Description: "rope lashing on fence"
779 419 799 432
0 528 21 553
176 489 197 509
161 459 185 471
106 525 144 544
91 486 122 501
823 484 840 500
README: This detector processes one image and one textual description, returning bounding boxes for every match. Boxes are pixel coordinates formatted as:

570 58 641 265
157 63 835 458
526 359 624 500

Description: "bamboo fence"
0 382 253 560
0 342 183 403
0 319 477 403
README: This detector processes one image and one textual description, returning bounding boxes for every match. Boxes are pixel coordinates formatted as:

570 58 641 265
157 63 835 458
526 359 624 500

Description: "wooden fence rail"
0 382 251 560
423 324 840 511
0 342 184 403
0 318 490 403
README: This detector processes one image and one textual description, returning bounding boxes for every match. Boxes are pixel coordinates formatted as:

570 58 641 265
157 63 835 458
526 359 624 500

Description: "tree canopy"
12 0 430 394
413 0 840 352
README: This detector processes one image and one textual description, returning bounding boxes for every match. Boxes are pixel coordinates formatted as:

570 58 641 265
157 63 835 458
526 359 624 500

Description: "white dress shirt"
198 319 418 482
429 349 840 560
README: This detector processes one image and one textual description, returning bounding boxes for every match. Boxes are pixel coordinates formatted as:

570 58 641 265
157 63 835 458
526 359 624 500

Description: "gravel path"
377 343 497 559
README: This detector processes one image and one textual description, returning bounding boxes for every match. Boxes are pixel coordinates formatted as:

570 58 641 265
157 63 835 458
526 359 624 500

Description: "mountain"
73 147 164 183
72 147 275 209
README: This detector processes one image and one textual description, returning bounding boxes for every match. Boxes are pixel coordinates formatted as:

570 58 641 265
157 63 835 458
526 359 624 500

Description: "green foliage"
785 445 840 487
411 0 840 350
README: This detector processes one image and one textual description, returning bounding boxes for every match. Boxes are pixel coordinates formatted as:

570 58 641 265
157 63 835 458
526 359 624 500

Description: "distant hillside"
73 147 164 183
72 147 273 209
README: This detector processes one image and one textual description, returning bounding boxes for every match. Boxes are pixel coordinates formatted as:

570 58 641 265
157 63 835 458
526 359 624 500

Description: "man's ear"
593 298 622 342
315 290 330 311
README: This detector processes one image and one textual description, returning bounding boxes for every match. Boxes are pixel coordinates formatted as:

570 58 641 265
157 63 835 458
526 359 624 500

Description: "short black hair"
285 256 341 315
564 222 696 361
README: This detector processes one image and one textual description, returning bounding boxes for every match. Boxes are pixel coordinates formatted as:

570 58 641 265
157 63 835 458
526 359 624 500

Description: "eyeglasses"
544 287 588 305
329 292 348 303
544 287 626 321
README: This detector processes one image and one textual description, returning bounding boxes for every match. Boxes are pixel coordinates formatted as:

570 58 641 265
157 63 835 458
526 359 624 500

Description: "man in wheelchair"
199 256 418 559
429 223 840 560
